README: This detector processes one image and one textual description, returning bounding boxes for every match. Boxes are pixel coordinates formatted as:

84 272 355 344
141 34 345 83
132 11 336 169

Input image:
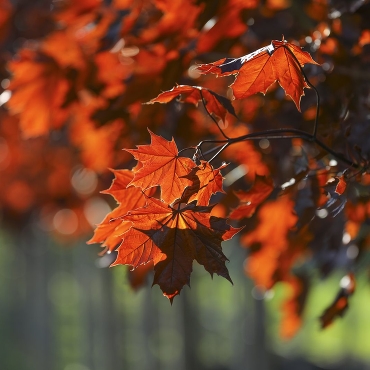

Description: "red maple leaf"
126 130 196 204
180 160 226 206
147 85 237 123
70 110 124 173
242 196 298 288
138 0 203 43
280 277 308 339
229 174 274 219
196 0 258 54
275 226 312 338
112 197 240 301
41 31 86 70
320 273 356 329
198 39 319 110
87 169 154 252
7 49 69 137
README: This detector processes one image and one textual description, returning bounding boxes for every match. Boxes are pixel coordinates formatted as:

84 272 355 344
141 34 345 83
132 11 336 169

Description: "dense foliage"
1 0 370 338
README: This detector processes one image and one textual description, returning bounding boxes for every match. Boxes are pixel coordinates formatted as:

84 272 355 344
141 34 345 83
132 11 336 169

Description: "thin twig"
178 146 196 155
208 143 230 163
193 43 359 169
197 127 359 168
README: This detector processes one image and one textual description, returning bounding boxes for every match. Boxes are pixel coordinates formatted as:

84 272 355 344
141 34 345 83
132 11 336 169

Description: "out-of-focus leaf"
229 174 273 219
320 273 356 328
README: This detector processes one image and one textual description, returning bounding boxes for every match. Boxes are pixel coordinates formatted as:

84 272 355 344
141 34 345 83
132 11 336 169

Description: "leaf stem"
193 43 358 169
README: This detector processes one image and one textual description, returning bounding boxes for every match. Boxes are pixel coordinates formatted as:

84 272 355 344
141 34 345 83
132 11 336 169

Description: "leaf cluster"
0 0 370 338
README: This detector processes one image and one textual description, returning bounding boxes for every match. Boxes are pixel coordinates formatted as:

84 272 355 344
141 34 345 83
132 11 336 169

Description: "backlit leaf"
242 196 298 288
113 197 240 301
180 161 226 206
147 85 237 123
320 273 356 328
126 130 196 204
7 50 69 137
198 39 319 110
229 174 274 219
88 169 154 252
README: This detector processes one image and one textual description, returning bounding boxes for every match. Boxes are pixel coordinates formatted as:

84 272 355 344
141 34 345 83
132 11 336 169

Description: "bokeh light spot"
53 209 78 235
71 167 98 196
83 196 111 227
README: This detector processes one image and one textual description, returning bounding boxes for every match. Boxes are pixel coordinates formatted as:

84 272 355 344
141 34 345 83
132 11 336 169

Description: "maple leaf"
180 161 226 206
95 51 131 98
70 114 124 173
241 196 311 337
147 85 237 123
55 0 102 25
7 50 69 137
126 130 196 204
139 0 203 43
88 169 154 252
197 0 258 53
112 197 240 301
271 225 312 338
229 174 274 219
320 273 356 329
198 39 319 110
41 31 85 70
280 277 308 339
242 196 298 288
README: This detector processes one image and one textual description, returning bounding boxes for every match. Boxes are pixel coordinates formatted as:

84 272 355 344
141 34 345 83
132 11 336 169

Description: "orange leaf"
320 273 356 329
221 125 270 180
359 29 370 47
147 85 237 123
70 115 124 173
95 51 131 98
280 277 308 339
113 197 240 301
139 0 203 43
102 169 138 202
88 169 154 252
229 174 274 219
126 130 196 204
55 0 102 25
180 161 226 206
41 31 85 70
197 0 258 53
7 50 69 137
198 39 319 110
335 175 347 195
242 196 298 288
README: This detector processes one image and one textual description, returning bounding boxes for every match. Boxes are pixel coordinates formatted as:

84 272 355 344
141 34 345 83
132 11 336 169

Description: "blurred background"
4 228 370 370
1 0 370 369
